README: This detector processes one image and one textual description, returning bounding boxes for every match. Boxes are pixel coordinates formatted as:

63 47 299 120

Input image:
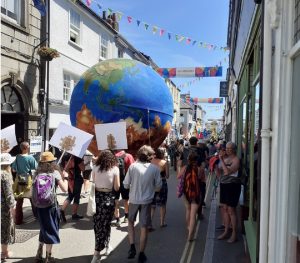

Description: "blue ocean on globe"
69 58 173 155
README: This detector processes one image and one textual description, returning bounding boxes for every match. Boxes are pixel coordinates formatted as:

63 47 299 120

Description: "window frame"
99 34 109 60
69 9 81 47
1 0 26 30
62 73 79 105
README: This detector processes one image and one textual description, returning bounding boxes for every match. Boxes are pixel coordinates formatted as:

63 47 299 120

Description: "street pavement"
6 165 250 263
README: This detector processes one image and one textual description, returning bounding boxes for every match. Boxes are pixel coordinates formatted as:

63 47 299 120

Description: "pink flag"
86 0 91 7
159 29 165 36
127 16 132 23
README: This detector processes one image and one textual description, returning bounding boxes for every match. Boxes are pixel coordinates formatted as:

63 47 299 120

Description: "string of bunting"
79 0 229 52
183 97 224 104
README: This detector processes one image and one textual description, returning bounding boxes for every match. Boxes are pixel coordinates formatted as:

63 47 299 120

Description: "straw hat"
40 151 57 162
1 153 16 165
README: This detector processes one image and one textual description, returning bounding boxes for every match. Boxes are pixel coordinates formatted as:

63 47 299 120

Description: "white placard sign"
94 122 127 150
1 124 18 152
30 136 43 153
49 122 93 158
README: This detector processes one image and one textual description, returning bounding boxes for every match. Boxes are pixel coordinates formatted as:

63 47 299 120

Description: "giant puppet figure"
69 59 174 156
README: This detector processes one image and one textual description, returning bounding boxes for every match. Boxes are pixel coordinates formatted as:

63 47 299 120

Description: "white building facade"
46 0 150 139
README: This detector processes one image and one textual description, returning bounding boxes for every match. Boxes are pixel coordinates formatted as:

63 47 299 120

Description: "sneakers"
128 246 136 259
72 214 84 220
105 245 113 256
138 252 147 263
123 217 128 224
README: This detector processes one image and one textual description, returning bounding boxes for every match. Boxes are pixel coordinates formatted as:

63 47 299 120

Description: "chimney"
102 11 106 20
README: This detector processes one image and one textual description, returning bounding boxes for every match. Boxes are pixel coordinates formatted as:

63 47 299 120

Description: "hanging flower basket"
37 47 60 61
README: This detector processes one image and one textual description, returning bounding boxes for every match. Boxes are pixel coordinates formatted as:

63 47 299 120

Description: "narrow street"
6 164 249 263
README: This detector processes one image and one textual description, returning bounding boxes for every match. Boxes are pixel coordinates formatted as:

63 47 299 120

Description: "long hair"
36 161 60 174
95 150 117 172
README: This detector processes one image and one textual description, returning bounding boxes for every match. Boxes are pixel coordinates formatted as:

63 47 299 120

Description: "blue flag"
33 0 46 16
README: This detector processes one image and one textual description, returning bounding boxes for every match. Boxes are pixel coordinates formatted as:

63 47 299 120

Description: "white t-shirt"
92 165 119 189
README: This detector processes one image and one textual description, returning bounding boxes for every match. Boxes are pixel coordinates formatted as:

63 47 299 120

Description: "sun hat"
40 151 57 163
1 153 16 165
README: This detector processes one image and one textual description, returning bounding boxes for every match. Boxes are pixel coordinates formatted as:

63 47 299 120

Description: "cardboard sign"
30 136 43 153
94 122 128 150
1 125 18 153
49 122 93 158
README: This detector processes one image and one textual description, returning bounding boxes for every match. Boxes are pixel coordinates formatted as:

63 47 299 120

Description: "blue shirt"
11 154 38 174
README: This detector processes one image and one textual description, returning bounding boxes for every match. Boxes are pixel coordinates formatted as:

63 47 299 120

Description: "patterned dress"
1 170 16 244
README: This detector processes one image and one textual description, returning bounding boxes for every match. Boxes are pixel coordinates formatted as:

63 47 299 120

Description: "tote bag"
86 183 96 216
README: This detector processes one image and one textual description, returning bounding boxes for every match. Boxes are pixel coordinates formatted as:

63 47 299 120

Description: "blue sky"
89 0 229 119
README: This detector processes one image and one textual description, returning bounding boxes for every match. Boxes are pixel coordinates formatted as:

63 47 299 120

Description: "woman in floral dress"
1 153 16 261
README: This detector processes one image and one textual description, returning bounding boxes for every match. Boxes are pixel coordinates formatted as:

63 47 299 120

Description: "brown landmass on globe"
76 104 171 157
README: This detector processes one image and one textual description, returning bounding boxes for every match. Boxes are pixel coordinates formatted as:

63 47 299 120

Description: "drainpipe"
259 0 272 262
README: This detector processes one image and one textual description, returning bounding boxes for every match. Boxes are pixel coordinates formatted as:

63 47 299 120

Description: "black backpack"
117 154 126 181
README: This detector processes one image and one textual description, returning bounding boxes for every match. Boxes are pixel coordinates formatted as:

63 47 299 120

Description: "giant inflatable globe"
70 58 173 156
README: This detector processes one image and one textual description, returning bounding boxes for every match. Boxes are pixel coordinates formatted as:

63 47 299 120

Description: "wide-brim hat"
40 151 57 162
1 153 16 165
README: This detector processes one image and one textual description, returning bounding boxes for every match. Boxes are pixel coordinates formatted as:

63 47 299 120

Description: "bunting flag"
32 0 46 16
86 0 92 7
183 97 224 104
81 0 229 52
156 66 222 78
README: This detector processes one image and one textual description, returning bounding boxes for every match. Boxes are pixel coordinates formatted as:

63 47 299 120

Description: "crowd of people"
1 136 241 262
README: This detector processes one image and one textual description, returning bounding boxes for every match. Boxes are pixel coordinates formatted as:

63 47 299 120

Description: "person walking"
60 155 85 222
123 145 162 263
177 152 201 241
217 142 241 243
81 150 94 198
1 153 16 261
33 152 68 263
112 149 135 227
150 147 169 230
90 150 120 263
11 141 38 225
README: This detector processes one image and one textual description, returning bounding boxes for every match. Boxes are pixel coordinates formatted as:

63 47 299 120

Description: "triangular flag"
168 33 171 39
86 0 91 7
137 20 141 26
179 36 185 42
127 16 133 23
192 40 197 45
152 26 158 34
107 8 113 16
97 3 102 10
116 12 122 21
186 38 191 44
144 23 149 30
159 29 165 36
175 34 179 41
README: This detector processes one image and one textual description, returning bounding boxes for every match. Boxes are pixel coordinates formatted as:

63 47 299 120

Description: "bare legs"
184 200 199 241
217 205 237 242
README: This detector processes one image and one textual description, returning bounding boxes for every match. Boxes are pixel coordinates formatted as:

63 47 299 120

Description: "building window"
1 0 23 25
1 85 23 112
63 73 78 104
69 9 80 45
295 0 300 43
100 35 108 59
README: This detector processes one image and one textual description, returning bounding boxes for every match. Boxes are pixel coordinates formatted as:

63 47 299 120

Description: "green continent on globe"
82 59 139 93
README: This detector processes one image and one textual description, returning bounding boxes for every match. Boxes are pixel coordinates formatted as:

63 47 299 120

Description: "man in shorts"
123 145 161 263
113 150 135 226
